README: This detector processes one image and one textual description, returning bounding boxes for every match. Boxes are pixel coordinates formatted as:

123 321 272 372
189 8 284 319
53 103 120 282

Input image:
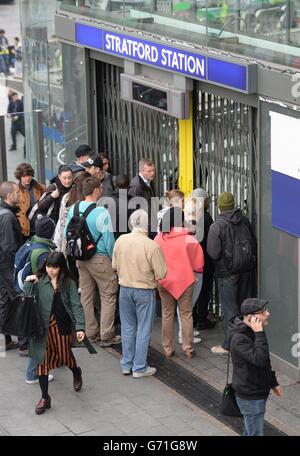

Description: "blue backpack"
14 240 49 294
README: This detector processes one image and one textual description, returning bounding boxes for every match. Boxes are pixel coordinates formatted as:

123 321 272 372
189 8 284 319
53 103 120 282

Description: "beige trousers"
77 255 118 341
158 283 194 357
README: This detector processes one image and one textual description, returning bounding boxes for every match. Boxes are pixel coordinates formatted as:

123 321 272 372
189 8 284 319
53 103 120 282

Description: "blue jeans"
26 357 37 381
218 272 252 349
119 287 156 373
236 397 266 436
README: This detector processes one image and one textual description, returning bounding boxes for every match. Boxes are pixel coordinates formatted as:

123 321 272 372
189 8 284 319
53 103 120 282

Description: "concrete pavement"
0 342 237 436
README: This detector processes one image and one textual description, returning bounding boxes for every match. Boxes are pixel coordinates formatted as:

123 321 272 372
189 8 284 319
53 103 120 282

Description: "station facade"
20 0 300 379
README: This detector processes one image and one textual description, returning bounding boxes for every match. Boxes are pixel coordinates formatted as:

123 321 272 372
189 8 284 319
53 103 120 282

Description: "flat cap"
241 298 268 315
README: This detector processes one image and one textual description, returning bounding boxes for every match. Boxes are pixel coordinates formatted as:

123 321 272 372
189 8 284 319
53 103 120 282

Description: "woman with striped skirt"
24 252 85 415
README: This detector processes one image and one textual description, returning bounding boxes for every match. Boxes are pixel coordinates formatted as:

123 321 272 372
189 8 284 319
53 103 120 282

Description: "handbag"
2 285 44 340
220 353 242 417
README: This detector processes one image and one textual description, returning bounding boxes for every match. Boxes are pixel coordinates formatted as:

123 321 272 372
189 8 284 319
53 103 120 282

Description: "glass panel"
58 0 300 68
260 101 299 366
61 43 89 164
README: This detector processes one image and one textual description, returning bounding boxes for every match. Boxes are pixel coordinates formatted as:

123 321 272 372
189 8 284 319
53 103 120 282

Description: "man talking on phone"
228 298 283 436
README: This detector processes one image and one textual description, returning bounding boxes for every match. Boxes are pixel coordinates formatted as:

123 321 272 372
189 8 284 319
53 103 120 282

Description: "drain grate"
113 344 286 436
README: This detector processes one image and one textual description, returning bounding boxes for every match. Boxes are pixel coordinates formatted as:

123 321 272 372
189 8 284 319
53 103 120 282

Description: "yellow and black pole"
178 93 193 196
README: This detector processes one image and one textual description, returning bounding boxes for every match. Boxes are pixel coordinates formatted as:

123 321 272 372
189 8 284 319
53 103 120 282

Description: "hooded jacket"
207 208 256 277
154 228 204 299
228 316 279 400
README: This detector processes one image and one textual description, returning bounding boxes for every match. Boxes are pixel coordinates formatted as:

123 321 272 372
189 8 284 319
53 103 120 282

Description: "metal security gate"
193 88 258 226
96 61 179 197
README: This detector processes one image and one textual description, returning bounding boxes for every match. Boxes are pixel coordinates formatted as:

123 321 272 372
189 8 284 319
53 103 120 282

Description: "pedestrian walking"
7 92 25 152
112 209 167 377
155 207 204 359
228 298 283 436
22 215 56 383
24 252 85 415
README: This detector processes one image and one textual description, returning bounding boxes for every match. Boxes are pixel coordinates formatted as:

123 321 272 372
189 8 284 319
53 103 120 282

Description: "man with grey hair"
112 209 167 378
0 181 23 350
128 158 157 238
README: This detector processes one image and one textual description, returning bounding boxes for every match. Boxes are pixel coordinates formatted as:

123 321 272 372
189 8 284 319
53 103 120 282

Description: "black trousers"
0 263 17 332
193 265 214 326
11 118 25 148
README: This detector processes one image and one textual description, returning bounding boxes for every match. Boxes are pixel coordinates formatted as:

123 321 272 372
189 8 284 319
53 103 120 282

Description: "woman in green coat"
24 251 85 415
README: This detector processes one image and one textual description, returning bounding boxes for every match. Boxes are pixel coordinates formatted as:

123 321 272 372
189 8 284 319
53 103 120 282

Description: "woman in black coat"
37 165 73 224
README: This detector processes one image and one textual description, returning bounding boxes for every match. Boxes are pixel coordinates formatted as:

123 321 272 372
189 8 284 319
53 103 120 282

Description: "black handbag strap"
226 352 230 386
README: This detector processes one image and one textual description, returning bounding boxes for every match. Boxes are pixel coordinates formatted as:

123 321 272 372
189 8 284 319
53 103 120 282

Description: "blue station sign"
75 23 256 93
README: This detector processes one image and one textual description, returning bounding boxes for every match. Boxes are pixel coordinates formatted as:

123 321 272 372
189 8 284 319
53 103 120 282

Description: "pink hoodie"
154 228 204 299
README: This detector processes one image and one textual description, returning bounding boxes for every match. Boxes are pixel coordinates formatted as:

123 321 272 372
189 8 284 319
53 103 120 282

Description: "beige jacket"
112 228 167 289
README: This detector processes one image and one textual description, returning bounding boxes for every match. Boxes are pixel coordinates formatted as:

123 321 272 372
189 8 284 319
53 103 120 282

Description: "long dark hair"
37 252 73 291
67 171 90 207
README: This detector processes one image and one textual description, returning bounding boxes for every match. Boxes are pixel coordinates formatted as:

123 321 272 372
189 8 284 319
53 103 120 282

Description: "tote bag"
220 353 242 418
3 287 44 340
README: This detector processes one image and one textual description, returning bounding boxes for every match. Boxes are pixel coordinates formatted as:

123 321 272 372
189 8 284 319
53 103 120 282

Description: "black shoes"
73 367 83 392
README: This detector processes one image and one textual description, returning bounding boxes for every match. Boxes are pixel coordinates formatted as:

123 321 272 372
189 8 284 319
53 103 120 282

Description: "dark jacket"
128 175 157 238
7 99 24 118
109 190 134 239
228 316 279 400
37 178 71 224
100 172 115 197
69 161 85 175
128 174 155 204
207 208 256 277
201 209 214 274
0 202 23 266
24 276 85 364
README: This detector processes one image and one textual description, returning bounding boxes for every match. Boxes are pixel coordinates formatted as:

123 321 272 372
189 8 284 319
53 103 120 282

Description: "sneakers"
19 348 29 357
178 335 202 344
122 368 132 375
26 374 54 385
193 329 201 337
211 345 229 354
98 335 121 347
133 366 157 378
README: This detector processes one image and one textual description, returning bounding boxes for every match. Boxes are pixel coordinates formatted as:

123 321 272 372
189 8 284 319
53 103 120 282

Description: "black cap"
75 144 92 158
82 155 103 169
241 298 268 316
35 215 56 240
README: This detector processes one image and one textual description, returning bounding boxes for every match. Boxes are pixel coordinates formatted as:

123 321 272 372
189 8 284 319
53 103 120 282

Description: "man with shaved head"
0 181 23 350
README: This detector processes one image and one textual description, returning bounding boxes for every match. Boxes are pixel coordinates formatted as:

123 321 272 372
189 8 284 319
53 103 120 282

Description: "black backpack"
66 202 101 261
219 218 256 274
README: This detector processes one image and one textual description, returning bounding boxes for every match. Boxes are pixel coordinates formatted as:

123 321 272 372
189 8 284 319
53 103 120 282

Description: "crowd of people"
0 30 22 77
0 145 283 435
